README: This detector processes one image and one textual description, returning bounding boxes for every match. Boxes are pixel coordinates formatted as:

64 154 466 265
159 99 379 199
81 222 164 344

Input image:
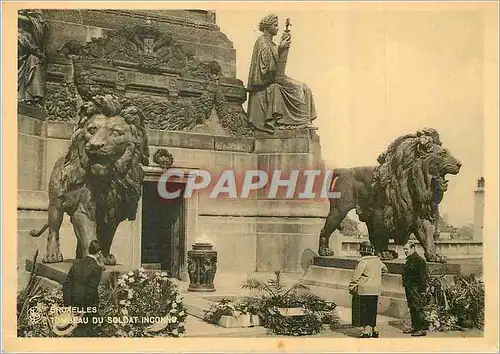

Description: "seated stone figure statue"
18 10 46 107
247 14 317 134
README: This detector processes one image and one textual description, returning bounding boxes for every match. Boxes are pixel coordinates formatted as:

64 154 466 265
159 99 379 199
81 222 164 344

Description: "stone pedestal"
17 10 329 287
312 256 461 274
253 130 328 273
303 256 468 319
25 259 132 286
187 243 218 292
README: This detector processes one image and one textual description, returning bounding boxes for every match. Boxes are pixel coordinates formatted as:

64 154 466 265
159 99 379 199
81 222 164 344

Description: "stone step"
184 315 267 337
17 210 48 231
313 256 461 275
303 264 410 318
304 265 408 298
305 283 409 319
25 258 133 285
183 293 215 320
19 275 63 294
334 305 402 325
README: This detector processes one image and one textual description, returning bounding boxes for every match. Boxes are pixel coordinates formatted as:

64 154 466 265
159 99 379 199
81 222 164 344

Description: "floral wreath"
153 148 174 170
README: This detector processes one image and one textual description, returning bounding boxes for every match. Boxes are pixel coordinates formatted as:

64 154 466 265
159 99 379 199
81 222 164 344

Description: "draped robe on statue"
247 34 317 132
18 12 45 105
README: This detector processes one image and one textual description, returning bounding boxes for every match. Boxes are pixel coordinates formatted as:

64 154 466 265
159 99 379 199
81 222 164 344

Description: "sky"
216 7 486 227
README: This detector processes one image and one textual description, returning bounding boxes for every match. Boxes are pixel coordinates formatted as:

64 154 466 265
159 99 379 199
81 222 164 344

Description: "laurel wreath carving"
153 148 174 169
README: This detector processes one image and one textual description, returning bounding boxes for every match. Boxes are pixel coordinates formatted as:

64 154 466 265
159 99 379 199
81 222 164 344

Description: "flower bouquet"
98 269 187 337
17 287 65 337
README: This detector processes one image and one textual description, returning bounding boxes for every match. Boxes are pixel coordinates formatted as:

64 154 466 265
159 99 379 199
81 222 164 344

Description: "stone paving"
183 309 483 338
180 272 483 338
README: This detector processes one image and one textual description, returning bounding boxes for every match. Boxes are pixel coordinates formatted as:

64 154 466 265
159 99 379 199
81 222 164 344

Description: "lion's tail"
328 168 345 196
328 168 348 191
29 223 49 238
327 168 350 208
328 167 366 193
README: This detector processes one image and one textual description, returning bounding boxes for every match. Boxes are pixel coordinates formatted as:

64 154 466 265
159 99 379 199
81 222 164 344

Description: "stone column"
473 177 485 241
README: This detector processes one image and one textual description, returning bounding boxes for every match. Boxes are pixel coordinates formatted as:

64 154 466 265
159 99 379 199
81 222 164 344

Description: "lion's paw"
42 251 63 263
425 252 447 263
103 254 117 266
318 247 335 257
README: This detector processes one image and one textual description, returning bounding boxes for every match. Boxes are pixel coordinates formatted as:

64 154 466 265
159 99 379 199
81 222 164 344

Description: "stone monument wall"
17 9 328 288
18 106 50 286
42 9 236 77
18 122 329 285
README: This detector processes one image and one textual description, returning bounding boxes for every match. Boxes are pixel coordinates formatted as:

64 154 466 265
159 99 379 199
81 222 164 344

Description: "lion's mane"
53 95 149 225
369 128 443 232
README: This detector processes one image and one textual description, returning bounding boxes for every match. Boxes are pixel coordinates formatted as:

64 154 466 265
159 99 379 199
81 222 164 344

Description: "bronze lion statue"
318 128 461 263
30 95 149 265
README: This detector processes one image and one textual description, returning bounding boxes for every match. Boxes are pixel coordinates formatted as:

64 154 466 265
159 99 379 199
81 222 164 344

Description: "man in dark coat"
402 241 428 336
62 240 105 337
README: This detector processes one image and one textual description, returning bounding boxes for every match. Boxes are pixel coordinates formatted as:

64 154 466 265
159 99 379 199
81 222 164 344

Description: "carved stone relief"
44 19 253 137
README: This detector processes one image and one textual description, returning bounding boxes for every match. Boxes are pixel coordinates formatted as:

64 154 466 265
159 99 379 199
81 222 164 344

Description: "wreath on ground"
202 271 340 336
